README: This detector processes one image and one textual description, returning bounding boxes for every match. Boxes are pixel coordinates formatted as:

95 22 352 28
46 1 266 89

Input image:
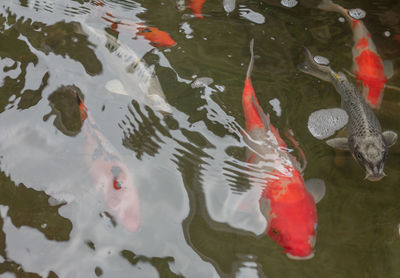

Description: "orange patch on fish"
242 78 264 131
78 99 88 121
352 19 360 29
188 0 205 19
265 168 305 203
356 37 369 50
355 49 386 107
113 178 122 190
137 26 176 47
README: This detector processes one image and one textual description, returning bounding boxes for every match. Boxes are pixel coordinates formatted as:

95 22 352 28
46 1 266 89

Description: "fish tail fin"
76 94 88 122
317 0 335 11
298 47 332 82
246 39 255 80
318 0 348 17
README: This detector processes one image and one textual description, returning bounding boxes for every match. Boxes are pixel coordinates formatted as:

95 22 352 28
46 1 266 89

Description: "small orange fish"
77 94 140 232
136 25 177 47
188 0 206 19
100 12 176 47
319 0 392 109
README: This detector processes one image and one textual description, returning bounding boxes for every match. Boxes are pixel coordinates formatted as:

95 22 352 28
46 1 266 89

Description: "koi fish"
318 0 393 109
79 23 172 114
136 25 177 47
98 9 176 47
299 47 397 181
243 40 325 259
74 87 139 231
188 0 206 19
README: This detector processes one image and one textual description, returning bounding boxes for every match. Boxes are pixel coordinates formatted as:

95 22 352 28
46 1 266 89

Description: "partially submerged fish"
73 86 140 231
318 0 393 109
101 12 176 47
299 47 397 181
188 0 206 19
243 40 325 260
223 0 236 14
79 23 172 114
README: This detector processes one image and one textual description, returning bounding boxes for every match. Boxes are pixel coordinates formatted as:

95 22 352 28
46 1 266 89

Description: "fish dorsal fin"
383 130 397 147
251 94 271 130
305 178 326 204
247 39 255 80
383 60 394 80
326 137 350 150
105 79 129 96
285 130 307 172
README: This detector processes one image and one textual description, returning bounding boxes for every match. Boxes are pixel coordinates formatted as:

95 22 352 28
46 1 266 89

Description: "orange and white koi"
318 0 393 109
78 94 140 232
243 40 325 259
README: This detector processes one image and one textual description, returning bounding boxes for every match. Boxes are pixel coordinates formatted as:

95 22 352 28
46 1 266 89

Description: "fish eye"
355 152 363 160
272 228 279 234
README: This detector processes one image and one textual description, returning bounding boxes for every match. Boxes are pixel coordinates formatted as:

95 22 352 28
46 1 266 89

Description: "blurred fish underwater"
0 0 399 277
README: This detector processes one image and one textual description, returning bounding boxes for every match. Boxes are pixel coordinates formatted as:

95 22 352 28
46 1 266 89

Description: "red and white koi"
78 95 140 232
242 40 325 260
318 0 393 109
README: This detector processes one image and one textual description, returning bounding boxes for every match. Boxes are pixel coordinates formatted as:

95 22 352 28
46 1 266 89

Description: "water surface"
0 0 400 277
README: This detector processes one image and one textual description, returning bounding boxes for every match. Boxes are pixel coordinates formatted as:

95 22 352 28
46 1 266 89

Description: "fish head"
349 135 387 181
102 161 140 231
263 171 318 259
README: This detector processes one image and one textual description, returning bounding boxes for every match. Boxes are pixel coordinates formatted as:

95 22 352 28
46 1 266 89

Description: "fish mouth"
286 252 315 260
365 173 386 182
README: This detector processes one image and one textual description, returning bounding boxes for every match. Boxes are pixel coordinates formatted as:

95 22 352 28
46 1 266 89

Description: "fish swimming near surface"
298 47 397 181
188 0 206 19
78 23 172 114
318 0 394 109
73 88 140 232
243 40 325 260
176 0 186 11
100 12 176 47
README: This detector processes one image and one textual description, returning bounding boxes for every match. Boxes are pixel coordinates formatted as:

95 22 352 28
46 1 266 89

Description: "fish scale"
332 75 382 139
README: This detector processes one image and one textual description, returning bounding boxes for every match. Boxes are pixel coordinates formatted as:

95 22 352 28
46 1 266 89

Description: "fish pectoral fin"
383 130 398 147
326 137 349 150
251 95 271 130
105 79 129 96
383 60 394 80
305 179 326 204
385 84 400 92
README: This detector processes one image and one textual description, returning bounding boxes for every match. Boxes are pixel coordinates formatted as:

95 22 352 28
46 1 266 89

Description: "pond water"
0 0 400 277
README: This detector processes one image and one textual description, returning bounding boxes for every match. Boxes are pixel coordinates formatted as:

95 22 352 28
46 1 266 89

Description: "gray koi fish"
78 22 172 114
298 47 397 181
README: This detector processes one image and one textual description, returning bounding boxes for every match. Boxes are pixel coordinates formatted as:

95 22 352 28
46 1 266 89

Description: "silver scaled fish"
298 47 397 181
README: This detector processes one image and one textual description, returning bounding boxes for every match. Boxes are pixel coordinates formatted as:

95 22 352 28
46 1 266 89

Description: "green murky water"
0 0 400 277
